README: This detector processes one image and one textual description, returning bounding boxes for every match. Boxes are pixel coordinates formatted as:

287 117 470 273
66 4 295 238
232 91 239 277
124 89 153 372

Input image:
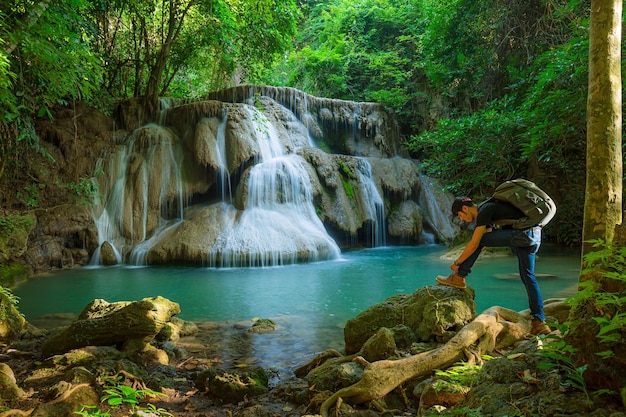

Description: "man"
436 196 551 335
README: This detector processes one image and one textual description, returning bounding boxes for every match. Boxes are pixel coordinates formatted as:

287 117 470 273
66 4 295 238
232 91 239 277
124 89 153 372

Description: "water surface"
14 245 580 371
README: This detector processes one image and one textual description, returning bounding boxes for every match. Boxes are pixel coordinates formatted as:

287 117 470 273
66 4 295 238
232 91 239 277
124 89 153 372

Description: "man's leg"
513 244 545 321
438 229 514 289
457 229 514 277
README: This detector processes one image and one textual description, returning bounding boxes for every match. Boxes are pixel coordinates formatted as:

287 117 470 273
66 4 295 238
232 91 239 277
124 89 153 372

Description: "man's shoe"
436 273 467 289
530 319 551 335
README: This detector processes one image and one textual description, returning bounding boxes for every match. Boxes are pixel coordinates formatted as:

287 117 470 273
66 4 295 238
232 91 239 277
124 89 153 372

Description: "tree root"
0 409 34 417
319 305 535 417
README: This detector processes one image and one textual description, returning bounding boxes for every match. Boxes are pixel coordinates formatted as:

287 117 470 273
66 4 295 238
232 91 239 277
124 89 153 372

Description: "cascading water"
208 108 341 267
89 86 455 267
357 160 386 247
90 125 188 265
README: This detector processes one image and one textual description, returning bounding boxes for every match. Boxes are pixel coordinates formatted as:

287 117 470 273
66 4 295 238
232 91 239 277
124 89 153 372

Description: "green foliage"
0 285 22 321
101 383 164 408
0 285 20 308
537 240 626 406
74 405 110 417
538 328 591 403
75 375 172 417
575 240 626 347
281 0 421 127
59 176 99 206
434 358 490 389
407 100 524 196
3 0 103 123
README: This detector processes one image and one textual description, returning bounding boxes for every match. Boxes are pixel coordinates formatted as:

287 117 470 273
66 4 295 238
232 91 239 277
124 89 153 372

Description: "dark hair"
451 197 474 216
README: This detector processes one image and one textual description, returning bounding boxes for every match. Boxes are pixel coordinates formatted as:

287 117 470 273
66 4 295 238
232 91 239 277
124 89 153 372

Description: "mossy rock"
0 291 26 342
0 262 32 288
194 366 269 403
344 285 476 354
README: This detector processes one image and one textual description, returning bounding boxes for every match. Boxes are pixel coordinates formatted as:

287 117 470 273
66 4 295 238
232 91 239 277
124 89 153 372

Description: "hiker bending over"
436 196 551 336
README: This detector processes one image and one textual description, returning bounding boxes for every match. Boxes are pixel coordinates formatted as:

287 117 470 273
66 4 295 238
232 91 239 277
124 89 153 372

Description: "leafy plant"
434 357 492 390
101 384 164 408
0 285 23 321
538 329 591 403
537 239 626 406
60 176 99 206
74 405 110 417
0 286 20 307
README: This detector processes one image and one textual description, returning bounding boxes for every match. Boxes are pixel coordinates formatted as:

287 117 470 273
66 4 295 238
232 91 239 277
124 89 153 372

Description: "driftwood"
319 303 563 417
41 296 180 357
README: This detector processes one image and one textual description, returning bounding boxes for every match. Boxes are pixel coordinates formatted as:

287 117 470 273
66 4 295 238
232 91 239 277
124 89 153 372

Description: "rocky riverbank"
1 287 624 417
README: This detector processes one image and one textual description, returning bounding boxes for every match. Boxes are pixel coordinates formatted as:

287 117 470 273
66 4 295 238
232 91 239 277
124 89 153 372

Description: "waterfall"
88 88 455 267
90 125 188 265
215 111 232 202
357 160 386 247
208 106 341 267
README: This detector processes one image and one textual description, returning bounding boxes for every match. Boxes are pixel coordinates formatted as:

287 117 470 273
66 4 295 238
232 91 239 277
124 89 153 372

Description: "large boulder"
41 296 181 358
344 285 476 354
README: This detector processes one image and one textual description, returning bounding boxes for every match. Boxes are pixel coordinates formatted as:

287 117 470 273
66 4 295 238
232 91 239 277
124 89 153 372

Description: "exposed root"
0 409 34 417
319 305 535 417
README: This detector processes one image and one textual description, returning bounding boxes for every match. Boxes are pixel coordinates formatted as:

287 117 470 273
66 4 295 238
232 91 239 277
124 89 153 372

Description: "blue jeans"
457 226 545 321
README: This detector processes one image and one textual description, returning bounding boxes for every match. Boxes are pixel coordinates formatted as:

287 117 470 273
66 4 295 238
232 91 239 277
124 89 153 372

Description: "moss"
0 262 31 288
0 213 36 264
342 177 355 200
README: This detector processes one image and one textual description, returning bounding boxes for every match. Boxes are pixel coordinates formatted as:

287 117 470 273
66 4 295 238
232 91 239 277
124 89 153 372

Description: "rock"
194 366 269 404
234 404 276 417
99 241 117 265
0 290 27 342
344 285 476 354
414 377 469 408
0 214 35 263
0 362 25 400
31 383 99 417
248 318 277 334
387 200 424 242
360 327 397 362
41 296 180 357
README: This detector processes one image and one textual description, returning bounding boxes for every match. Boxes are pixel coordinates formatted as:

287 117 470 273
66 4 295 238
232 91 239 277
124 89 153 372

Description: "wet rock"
248 318 277 334
387 200 424 242
99 241 117 265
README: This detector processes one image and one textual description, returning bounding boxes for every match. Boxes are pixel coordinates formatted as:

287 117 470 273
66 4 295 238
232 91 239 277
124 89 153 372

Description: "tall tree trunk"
582 0 623 261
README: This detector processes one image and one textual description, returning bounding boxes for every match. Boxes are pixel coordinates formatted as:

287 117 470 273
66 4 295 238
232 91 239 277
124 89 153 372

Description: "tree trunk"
582 0 622 260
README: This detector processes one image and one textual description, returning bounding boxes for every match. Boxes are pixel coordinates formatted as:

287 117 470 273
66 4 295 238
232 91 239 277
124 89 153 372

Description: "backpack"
486 178 557 229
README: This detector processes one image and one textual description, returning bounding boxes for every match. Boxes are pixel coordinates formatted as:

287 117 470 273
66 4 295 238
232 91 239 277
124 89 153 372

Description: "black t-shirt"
476 201 525 228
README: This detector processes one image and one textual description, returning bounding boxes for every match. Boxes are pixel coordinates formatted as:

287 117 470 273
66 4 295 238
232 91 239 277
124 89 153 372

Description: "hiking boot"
436 273 467 289
530 319 551 335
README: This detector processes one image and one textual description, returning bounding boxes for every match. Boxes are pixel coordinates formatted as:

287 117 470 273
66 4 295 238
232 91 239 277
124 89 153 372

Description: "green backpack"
487 178 557 229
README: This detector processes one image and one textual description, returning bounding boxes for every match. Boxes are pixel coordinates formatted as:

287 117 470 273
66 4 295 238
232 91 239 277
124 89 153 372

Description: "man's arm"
451 225 487 272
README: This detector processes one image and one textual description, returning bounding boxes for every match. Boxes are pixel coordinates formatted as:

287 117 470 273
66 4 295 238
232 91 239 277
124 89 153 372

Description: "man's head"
451 197 476 222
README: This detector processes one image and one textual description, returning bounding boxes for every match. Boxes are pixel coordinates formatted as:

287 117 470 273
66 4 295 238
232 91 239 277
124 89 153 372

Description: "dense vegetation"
0 0 623 245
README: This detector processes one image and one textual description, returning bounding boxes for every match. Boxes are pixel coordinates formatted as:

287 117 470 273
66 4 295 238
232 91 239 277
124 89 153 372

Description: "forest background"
0 0 624 247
